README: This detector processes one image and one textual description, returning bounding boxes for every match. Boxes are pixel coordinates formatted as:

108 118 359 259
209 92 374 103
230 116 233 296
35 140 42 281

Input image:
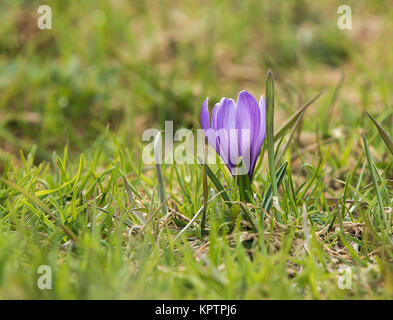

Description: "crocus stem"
238 174 246 202
237 174 253 203
244 174 253 201
266 69 281 222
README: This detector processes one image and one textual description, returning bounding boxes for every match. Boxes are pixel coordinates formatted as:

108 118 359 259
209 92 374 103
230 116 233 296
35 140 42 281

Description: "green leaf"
239 203 258 232
204 164 231 208
266 69 279 221
201 163 208 233
362 134 387 229
261 161 288 212
365 112 393 157
0 177 78 242
154 131 167 215
123 175 147 225
237 173 253 203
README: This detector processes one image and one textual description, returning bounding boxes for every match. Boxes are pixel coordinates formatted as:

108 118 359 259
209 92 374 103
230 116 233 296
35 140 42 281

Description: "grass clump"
0 0 393 299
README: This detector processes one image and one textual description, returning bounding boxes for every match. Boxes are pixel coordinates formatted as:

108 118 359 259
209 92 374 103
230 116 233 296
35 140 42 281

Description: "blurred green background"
0 0 392 160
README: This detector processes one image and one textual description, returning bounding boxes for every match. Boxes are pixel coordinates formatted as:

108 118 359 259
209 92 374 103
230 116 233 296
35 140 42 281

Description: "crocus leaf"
365 112 393 157
261 161 288 212
266 69 279 221
236 158 253 203
238 173 253 203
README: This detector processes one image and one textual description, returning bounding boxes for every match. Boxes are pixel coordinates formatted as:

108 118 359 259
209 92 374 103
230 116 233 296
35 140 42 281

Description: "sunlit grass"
0 0 393 299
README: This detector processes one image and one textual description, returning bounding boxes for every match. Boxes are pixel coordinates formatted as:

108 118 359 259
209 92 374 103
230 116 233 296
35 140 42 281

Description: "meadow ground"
0 0 393 299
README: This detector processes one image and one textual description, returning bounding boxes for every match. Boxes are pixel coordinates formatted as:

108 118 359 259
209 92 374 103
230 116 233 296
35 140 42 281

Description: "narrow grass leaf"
201 163 208 233
0 177 78 242
154 131 167 215
123 176 146 225
266 69 280 221
365 112 393 156
362 134 387 229
204 164 231 208
262 161 288 211
174 189 228 241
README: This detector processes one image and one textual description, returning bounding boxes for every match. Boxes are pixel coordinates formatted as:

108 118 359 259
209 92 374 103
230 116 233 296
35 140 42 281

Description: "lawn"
0 0 393 299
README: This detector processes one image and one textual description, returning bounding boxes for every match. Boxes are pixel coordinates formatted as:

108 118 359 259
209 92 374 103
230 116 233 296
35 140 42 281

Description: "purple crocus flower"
200 90 266 180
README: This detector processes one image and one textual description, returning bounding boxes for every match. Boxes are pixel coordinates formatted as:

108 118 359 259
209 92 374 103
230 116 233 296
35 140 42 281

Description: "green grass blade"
204 164 231 208
365 112 393 156
239 203 258 232
201 163 208 233
174 189 228 241
123 175 146 225
266 69 280 221
262 161 288 211
362 134 387 229
154 131 167 216
0 177 78 242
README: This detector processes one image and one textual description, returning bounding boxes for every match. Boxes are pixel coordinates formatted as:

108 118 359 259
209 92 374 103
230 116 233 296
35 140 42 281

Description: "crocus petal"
258 94 266 141
215 97 239 170
200 97 219 157
236 90 261 178
216 97 236 131
200 91 266 180
249 95 266 177
200 97 211 131
211 102 219 131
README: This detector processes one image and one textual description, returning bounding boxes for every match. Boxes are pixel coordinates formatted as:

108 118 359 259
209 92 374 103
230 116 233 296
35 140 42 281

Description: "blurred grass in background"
1 0 392 160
